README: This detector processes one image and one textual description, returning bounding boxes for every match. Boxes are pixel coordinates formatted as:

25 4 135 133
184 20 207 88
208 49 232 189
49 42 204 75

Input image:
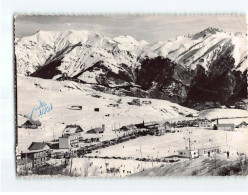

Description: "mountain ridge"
15 27 247 109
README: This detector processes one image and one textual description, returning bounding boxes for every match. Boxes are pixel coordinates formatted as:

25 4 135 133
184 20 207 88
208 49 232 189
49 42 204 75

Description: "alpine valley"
15 27 248 110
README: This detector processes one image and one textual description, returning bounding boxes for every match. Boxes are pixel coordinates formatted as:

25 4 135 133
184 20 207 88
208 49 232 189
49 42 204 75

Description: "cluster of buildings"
17 120 106 173
174 118 236 131
119 121 172 136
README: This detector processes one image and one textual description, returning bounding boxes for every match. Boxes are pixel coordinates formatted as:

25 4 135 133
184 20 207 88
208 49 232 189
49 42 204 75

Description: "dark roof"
17 158 32 165
86 127 104 134
24 119 41 126
120 124 138 131
47 142 59 149
28 142 49 150
237 121 248 126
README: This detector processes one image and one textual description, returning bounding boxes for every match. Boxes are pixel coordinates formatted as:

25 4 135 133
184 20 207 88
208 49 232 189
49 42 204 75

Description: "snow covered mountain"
15 27 247 109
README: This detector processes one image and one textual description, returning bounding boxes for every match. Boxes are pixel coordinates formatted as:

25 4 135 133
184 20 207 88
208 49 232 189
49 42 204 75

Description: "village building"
198 146 220 156
177 149 199 159
236 121 248 128
154 125 166 136
62 125 84 136
120 124 138 132
198 119 212 128
214 124 235 131
21 142 50 168
220 105 227 109
16 158 33 173
22 119 41 129
59 133 80 149
163 122 173 133
86 125 105 134
59 125 83 149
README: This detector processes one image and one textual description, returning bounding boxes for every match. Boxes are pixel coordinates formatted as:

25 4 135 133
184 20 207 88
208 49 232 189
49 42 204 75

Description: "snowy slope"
198 108 248 120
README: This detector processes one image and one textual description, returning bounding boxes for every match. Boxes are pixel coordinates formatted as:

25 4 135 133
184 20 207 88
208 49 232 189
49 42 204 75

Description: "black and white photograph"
14 14 248 177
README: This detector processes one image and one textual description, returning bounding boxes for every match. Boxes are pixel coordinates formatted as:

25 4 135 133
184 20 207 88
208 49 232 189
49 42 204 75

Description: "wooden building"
22 119 41 129
214 124 235 131
236 121 248 128
62 125 84 136
21 142 50 168
198 119 212 128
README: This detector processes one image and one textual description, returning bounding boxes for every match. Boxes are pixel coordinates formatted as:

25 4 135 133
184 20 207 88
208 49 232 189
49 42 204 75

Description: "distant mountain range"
15 27 247 109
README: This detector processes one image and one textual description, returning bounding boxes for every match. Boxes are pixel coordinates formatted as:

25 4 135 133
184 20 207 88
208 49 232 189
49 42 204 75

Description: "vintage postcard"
14 15 248 177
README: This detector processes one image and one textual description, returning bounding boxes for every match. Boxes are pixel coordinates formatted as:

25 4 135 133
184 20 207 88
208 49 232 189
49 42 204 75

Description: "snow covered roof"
62 125 83 135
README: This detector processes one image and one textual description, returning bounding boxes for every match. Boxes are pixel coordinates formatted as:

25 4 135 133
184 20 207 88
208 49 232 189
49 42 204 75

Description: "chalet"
62 125 84 136
198 119 212 128
142 100 152 105
220 105 227 109
59 133 80 149
178 149 199 159
22 119 41 129
21 142 50 168
16 158 33 173
214 124 235 131
120 124 138 132
86 125 105 134
164 122 172 132
230 106 235 109
236 121 248 128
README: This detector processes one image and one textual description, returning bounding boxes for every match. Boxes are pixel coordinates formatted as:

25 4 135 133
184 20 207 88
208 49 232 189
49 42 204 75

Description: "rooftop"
28 142 49 150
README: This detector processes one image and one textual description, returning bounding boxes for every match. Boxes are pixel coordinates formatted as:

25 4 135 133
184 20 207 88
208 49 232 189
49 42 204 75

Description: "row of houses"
174 118 238 131
119 121 172 136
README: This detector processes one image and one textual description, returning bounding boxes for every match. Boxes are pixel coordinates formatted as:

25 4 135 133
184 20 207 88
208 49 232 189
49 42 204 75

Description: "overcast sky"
15 15 247 42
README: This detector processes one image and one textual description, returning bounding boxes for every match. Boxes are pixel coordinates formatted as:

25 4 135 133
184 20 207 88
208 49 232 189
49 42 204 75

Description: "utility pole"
184 137 196 160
